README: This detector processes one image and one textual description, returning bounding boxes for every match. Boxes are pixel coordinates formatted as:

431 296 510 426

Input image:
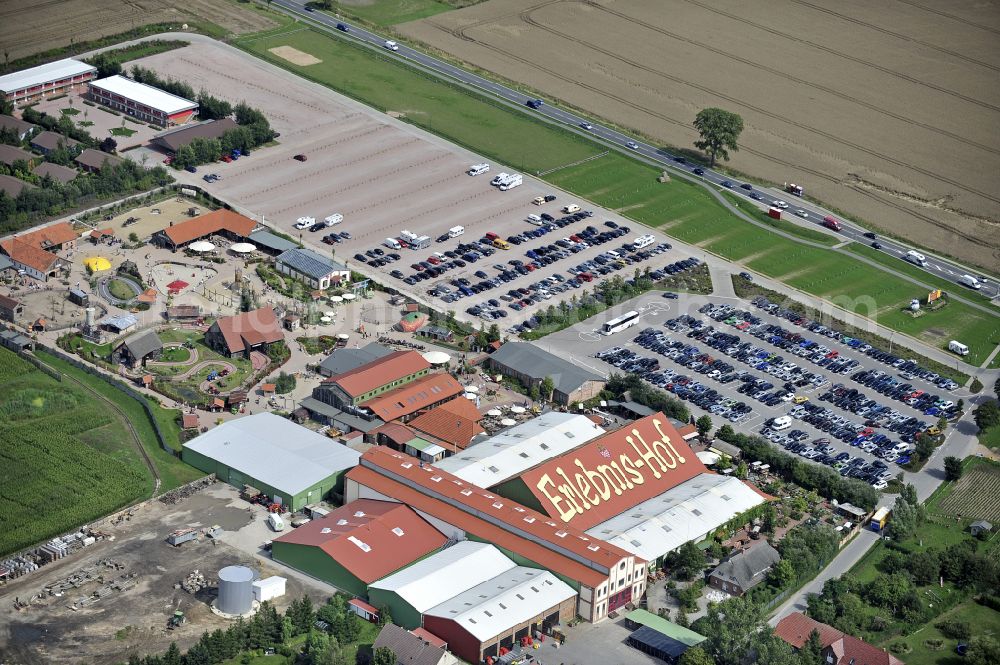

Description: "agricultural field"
935 460 1000 524
400 0 1000 273
0 0 276 62
326 0 486 26
234 25 1000 364
0 349 150 557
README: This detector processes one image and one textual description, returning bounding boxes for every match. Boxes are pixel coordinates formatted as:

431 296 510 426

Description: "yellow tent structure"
84 256 112 273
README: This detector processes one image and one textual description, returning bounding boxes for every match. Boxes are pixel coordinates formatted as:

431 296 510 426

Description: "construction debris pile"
66 571 138 611
160 475 215 505
1 529 109 584
178 570 207 594
12 559 137 612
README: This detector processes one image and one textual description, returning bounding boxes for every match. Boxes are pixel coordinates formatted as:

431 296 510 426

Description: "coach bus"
601 310 640 335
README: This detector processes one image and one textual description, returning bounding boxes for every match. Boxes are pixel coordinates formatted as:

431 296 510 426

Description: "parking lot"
535 291 961 487
133 41 700 326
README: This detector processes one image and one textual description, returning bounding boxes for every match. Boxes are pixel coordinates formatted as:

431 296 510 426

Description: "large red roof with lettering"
519 413 708 530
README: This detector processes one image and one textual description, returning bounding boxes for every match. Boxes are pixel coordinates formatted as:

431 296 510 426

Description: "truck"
563 204 581 214
822 215 842 232
448 226 465 238
905 250 926 267
499 174 522 191
324 213 343 226
948 340 969 356
467 163 490 176
786 183 804 196
958 274 982 290
384 238 402 250
268 513 285 532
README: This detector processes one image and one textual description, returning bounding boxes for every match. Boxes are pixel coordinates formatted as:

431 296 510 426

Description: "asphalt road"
271 0 999 302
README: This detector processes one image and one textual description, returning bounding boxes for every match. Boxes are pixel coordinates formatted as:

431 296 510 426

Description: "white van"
958 274 982 290
384 238 402 250
526 214 542 223
771 416 792 431
563 204 581 214
491 173 510 186
384 40 399 51
468 163 490 176
905 250 926 267
294 216 315 230
324 213 343 226
267 513 285 532
633 234 655 249
448 226 465 238
948 340 969 356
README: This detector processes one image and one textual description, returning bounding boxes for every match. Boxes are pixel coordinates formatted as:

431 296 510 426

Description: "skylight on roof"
587 544 600 551
661 525 672 532
483 610 493 617
461 489 473 496
630 539 642 547
523 516 535 524
488 465 499 473
321 528 332 534
564 432 574 438
337 519 348 526
691 508 702 516
545 521 556 527
519 452 529 458
492 501 503 509
392 527 405 536
430 476 442 482
499 603 507 609
555 531 567 538
348 536 371 552
354 511 366 517
401 462 413 469
516 594 524 600
721 494 731 501
513 506 525 513
540 443 549 450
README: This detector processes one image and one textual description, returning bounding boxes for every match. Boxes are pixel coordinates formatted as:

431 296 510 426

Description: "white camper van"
905 250 926 267
448 226 465 238
468 163 490 176
324 213 343 226
958 274 982 290
948 340 969 356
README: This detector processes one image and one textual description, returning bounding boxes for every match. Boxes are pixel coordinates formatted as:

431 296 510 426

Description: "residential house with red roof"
271 498 447 597
204 306 283 358
774 612 903 665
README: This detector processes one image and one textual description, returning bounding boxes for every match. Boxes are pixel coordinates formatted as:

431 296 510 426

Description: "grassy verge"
657 262 713 295
35 349 204 490
718 191 839 246
314 0 464 26
234 25 999 363
730 277 971 385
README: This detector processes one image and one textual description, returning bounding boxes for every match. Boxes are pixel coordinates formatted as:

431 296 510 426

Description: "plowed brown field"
400 0 1000 271
0 0 276 60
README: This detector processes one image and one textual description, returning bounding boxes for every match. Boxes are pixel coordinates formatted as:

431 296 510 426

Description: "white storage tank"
217 565 255 615
253 576 286 602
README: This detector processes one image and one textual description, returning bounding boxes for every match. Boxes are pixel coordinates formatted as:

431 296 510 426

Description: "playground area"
150 262 219 298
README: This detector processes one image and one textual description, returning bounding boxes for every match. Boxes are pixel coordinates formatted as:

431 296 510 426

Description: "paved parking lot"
537 291 961 487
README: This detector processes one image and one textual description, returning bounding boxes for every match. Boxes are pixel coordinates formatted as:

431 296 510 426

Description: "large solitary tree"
693 108 744 166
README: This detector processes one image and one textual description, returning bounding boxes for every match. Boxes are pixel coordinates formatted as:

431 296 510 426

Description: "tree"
529 383 540 401
99 137 117 154
671 541 706 580
162 642 182 665
678 646 714 665
692 596 763 665
287 595 315 634
675 607 690 628
372 647 396 665
767 558 795 589
734 460 748 479
974 400 1000 430
967 635 1000 665
540 375 555 402
800 629 825 665
693 108 744 166
695 415 713 440
944 456 964 481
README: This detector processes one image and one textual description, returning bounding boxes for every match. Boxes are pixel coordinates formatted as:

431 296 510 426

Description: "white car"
384 40 399 51
580 122 594 131
794 209 808 218
626 141 640 150
772 199 789 209
294 217 314 230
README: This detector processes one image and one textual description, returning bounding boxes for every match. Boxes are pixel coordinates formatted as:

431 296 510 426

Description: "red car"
427 256 441 265
222 155 233 163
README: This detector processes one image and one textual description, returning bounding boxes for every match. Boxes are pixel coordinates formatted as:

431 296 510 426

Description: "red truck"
822 215 843 232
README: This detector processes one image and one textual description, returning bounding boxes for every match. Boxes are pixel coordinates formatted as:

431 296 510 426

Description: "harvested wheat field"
0 0 276 61
400 0 1000 271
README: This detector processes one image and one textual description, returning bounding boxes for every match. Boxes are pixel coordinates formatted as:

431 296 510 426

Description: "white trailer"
324 213 343 226
448 226 465 238
948 340 969 356
253 576 286 602
499 174 522 191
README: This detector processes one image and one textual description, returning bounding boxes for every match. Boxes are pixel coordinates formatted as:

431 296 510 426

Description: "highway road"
269 0 999 302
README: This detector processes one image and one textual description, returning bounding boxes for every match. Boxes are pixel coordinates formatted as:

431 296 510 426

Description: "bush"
935 618 971 640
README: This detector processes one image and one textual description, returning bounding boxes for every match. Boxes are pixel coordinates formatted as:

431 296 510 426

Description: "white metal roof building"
88 75 198 126
182 412 361 510
587 474 767 565
0 59 97 104
434 413 603 488
367 541 517 629
422 566 577 664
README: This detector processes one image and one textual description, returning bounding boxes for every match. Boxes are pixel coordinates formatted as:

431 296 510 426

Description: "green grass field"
891 601 1000 665
236 26 999 364
318 0 461 26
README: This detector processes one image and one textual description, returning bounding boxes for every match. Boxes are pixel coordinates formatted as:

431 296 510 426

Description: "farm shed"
182 412 360 510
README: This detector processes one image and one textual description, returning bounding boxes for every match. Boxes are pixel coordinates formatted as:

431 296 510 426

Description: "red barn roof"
408 397 484 450
162 209 256 247
274 499 445 584
363 373 464 421
208 306 283 355
327 350 430 398
518 413 707 530
774 612 843 650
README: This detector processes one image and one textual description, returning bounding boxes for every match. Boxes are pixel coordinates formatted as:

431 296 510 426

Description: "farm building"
154 209 258 250
151 118 238 153
275 248 350 290
270 499 446 597
371 624 458 665
487 342 605 405
88 75 198 126
204 306 284 358
310 350 431 410
0 329 33 352
367 542 517 630
0 58 96 105
707 543 781 596
182 412 360 510
99 313 138 334
0 294 24 323
421 567 577 664
317 343 394 377
75 148 123 173
0 222 76 281
346 446 647 624
248 229 299 257
406 397 486 452
434 412 604 488
624 609 707 665
361 374 465 423
30 130 80 155
111 329 163 368
0 114 35 140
